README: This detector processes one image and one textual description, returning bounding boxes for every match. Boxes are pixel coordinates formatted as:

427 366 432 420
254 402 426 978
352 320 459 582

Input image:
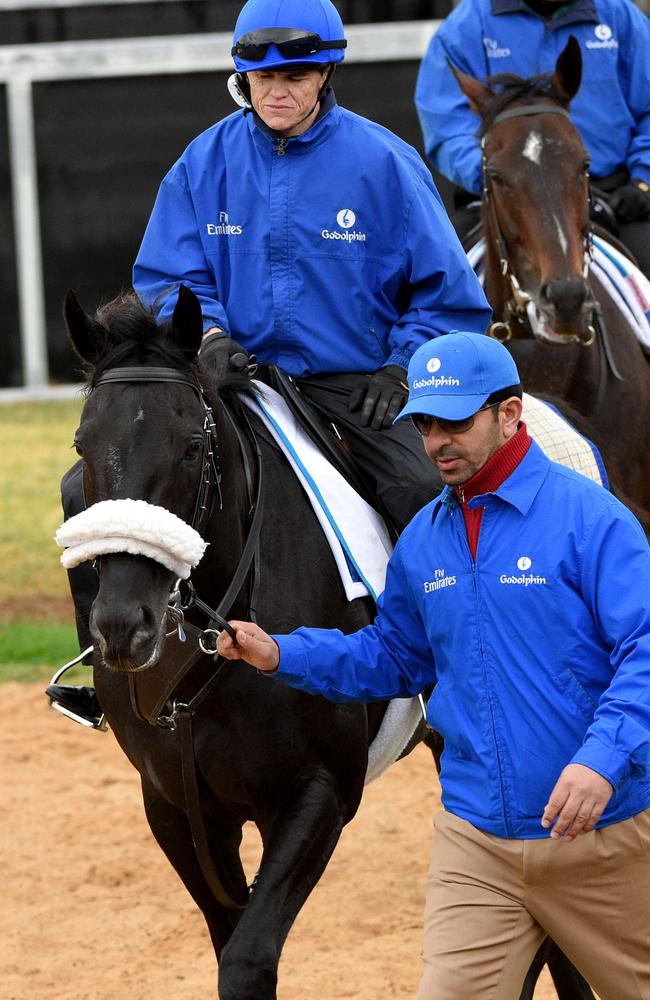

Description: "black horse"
60 285 594 999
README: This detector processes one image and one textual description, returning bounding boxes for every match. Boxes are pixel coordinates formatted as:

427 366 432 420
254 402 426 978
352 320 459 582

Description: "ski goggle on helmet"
232 0 347 73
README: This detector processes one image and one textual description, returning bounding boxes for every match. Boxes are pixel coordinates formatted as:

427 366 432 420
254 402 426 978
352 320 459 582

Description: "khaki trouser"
417 808 650 1000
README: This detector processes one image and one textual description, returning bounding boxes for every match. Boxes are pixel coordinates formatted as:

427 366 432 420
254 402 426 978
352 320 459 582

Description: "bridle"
91 364 265 912
92 364 264 661
481 102 596 347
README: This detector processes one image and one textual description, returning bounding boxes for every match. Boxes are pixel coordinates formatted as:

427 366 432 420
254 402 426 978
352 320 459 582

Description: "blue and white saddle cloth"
466 235 650 353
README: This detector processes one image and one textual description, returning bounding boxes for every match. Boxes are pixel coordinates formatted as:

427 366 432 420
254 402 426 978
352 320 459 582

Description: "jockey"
415 0 650 276
133 0 491 534
50 0 491 727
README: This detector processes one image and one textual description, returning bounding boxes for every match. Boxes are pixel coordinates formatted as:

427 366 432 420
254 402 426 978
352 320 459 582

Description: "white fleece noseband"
55 499 208 580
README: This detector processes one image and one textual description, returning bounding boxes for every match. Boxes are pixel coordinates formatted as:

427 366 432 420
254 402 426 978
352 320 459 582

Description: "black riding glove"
349 364 408 431
200 330 253 378
609 180 650 224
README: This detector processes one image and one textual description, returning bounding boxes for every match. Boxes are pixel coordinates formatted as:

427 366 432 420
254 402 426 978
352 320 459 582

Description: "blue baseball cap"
396 332 520 423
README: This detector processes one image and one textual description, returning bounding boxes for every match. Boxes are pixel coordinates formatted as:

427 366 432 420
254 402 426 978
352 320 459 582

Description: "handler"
217 331 650 1000
132 0 491 531
414 0 650 275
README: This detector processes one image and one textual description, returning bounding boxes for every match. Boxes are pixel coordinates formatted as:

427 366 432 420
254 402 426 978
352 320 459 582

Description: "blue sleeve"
571 505 650 787
271 542 437 702
415 17 486 194
133 163 230 334
618 2 650 185
384 175 492 367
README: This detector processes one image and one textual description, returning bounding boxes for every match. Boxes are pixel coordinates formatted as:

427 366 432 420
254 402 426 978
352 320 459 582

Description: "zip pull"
276 138 287 157
458 485 466 504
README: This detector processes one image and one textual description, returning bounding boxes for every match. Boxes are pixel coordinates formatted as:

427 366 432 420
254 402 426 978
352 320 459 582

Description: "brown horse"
451 37 650 511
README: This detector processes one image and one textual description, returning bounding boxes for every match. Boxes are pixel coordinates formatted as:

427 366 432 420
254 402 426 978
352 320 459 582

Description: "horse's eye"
73 439 83 457
488 170 506 188
184 440 202 461
582 160 591 176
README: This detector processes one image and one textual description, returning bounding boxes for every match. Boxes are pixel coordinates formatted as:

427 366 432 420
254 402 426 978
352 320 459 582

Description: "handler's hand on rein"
541 763 613 841
217 621 280 673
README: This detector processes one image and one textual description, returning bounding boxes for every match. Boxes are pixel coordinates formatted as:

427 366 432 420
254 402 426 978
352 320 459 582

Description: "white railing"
1 20 439 387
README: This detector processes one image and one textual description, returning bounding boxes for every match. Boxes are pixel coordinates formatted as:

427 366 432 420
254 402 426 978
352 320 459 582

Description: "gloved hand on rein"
608 180 650 224
349 364 409 431
200 328 255 379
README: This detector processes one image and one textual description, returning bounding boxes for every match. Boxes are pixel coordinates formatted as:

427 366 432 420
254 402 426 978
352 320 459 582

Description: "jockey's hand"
217 621 280 672
609 180 650 224
541 763 613 842
200 328 253 378
349 364 408 431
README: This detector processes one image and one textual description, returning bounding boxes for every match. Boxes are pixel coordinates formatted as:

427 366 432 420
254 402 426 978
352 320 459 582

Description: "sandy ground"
2 683 559 999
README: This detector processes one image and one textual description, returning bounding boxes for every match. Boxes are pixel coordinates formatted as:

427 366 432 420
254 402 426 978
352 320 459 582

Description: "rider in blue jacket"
50 0 490 727
218 331 650 999
415 0 650 274
133 0 491 533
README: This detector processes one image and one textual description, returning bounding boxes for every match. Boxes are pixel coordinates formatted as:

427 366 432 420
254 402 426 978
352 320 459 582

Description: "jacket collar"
247 87 340 151
439 437 551 517
491 0 598 27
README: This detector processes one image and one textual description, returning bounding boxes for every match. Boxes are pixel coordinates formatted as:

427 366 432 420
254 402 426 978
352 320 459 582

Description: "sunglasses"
410 402 500 436
232 28 347 62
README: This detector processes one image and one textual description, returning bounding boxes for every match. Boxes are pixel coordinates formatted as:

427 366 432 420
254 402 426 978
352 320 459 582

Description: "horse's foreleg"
140 777 244 961
546 939 595 1000
218 765 349 1000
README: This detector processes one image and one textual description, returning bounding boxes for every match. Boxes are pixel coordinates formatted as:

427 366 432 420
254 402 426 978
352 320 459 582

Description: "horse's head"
451 37 597 346
63 286 210 672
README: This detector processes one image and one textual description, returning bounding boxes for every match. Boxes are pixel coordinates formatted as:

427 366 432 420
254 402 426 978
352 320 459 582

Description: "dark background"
0 2 453 386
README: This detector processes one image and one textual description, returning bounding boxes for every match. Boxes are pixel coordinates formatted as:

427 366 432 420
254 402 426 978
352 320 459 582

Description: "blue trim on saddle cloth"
254 397 380 601
592 236 650 328
543 401 609 488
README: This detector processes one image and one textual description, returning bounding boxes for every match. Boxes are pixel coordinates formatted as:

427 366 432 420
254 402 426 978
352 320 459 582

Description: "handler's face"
420 398 521 485
248 67 329 136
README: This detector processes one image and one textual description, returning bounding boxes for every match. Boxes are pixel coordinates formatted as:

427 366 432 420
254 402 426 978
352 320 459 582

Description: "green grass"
0 399 83 601
0 619 90 683
0 400 86 680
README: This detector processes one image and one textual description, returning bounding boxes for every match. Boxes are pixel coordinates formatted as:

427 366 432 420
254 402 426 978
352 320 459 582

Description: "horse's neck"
191 397 252 609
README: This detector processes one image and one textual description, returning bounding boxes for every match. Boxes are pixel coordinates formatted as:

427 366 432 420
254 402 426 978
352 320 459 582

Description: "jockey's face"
420 397 522 485
248 66 329 137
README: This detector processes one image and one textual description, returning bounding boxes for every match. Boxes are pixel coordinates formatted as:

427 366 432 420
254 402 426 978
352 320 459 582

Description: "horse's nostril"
541 278 589 316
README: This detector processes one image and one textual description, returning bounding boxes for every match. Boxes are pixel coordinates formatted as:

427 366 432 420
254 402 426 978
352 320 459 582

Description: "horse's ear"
447 59 494 118
170 285 204 361
553 36 582 103
63 290 104 364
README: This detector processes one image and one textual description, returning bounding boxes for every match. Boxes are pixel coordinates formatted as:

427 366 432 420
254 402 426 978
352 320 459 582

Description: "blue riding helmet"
232 0 347 73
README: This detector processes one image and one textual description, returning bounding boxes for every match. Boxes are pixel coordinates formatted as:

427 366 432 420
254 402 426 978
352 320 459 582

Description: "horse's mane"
83 291 258 409
479 72 570 135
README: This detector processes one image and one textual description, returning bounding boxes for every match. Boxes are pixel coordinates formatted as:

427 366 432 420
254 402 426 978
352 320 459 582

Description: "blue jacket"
273 440 650 839
415 0 650 194
133 100 491 377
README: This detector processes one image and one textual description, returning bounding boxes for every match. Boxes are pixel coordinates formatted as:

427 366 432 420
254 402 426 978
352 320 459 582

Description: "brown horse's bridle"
481 102 596 347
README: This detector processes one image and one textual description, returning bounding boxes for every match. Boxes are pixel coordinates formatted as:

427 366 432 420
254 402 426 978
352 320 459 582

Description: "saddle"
254 365 399 541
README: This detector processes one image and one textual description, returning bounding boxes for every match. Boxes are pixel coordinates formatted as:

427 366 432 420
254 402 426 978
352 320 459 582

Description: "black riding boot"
45 461 103 728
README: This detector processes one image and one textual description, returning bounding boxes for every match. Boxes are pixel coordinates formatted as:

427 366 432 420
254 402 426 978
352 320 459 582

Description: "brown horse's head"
451 37 597 346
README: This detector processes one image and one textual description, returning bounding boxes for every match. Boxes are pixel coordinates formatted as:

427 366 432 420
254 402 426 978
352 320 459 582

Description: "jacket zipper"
454 504 511 836
276 138 288 157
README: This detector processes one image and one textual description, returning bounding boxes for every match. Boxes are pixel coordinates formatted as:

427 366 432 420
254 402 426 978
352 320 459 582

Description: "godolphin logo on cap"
426 358 442 373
